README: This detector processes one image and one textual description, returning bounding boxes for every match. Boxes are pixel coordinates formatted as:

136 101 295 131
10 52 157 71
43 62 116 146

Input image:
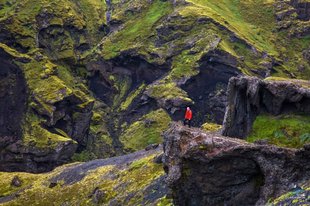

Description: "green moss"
71 150 97 162
120 109 171 151
156 196 174 206
98 153 164 205
0 172 37 198
270 182 310 205
147 82 193 104
182 0 277 56
111 75 132 109
0 152 166 205
247 114 310 148
22 111 76 148
100 0 173 59
201 122 222 132
120 83 146 111
264 77 310 89
0 43 30 59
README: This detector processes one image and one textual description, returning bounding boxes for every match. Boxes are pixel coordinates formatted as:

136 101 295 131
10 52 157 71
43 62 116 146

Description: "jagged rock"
153 153 164 164
0 139 78 173
290 0 310 21
0 46 86 173
222 76 310 138
11 176 22 187
145 143 159 151
163 123 310 206
89 187 105 205
275 0 310 36
0 48 27 140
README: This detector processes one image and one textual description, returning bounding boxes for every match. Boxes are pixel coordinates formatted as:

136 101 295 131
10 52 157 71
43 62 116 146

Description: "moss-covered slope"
0 147 172 205
0 0 309 171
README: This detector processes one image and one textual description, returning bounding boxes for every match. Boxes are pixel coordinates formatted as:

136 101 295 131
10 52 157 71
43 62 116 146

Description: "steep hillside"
0 146 171 205
0 0 309 172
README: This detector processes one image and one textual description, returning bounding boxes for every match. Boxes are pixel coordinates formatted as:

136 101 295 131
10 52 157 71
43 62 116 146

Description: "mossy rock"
120 109 171 151
201 122 222 132
0 149 168 206
247 114 310 148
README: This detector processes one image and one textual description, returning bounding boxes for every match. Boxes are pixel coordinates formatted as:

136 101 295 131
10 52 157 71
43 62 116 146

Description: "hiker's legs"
183 119 189 126
188 120 191 128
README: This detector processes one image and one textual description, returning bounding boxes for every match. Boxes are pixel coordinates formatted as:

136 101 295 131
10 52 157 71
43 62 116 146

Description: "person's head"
187 107 190 110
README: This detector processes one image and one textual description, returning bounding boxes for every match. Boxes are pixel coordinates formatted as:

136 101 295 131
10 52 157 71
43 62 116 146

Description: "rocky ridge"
222 76 310 138
0 146 169 205
163 122 310 206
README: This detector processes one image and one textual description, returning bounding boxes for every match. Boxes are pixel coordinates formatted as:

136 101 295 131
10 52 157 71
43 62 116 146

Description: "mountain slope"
0 0 309 171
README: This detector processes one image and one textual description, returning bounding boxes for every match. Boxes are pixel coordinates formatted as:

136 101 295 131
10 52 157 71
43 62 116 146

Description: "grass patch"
247 114 310 148
120 83 146 111
0 152 165 205
147 82 192 103
120 109 171 151
201 122 222 132
101 0 173 59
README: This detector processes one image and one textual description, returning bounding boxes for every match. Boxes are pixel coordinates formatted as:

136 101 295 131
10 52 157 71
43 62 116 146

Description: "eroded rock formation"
222 76 310 138
163 123 310 206
0 46 91 173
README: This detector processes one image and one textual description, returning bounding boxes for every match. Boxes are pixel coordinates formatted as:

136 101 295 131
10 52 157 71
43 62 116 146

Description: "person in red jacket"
183 107 192 127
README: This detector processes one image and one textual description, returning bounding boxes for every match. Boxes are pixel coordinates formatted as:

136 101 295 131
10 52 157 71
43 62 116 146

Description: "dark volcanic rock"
0 139 77 173
0 48 27 140
11 176 22 187
290 0 310 21
163 123 310 206
222 76 310 138
181 49 241 125
0 47 83 173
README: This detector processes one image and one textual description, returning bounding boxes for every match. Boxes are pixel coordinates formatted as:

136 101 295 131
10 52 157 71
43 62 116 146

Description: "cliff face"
163 123 310 206
0 0 309 172
222 76 310 138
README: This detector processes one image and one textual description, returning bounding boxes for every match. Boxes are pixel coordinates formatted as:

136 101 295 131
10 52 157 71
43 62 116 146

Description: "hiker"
183 107 192 127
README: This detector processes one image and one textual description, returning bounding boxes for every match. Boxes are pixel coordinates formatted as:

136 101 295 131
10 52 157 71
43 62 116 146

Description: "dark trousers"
183 119 191 127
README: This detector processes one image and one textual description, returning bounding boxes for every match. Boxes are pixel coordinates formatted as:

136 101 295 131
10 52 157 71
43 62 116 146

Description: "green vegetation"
201 122 222 132
22 111 76 148
247 114 310 148
120 109 171 151
182 0 277 55
100 0 173 59
0 152 166 205
147 82 193 104
269 181 310 205
120 83 146 111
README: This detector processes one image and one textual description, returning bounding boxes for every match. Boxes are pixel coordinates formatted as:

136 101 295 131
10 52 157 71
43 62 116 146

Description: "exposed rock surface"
0 146 170 205
0 48 27 141
0 45 89 173
275 0 310 37
222 76 310 138
163 123 310 206
1 0 310 173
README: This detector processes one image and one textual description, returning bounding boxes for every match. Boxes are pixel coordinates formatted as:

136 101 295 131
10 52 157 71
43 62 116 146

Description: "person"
183 107 192 127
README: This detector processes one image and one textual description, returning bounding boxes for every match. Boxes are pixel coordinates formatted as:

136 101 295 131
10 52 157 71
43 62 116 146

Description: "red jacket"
185 109 192 120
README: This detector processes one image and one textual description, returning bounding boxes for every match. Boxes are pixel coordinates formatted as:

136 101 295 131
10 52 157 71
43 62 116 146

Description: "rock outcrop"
0 44 91 173
0 146 169 205
222 76 310 138
275 0 310 37
163 123 310 206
